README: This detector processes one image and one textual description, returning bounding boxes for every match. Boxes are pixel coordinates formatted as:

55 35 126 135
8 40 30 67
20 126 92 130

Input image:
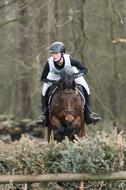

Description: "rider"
36 42 101 126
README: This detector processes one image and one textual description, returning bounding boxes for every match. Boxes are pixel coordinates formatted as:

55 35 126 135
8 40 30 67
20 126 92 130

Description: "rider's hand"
52 80 57 84
52 80 61 85
74 72 84 78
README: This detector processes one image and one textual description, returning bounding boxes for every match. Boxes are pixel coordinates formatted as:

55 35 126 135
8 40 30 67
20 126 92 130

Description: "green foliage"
0 130 126 189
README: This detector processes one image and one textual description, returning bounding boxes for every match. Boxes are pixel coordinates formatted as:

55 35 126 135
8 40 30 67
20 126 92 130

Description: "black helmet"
49 42 65 53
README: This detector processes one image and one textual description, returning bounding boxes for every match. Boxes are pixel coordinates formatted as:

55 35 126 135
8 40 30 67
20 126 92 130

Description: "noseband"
60 89 78 116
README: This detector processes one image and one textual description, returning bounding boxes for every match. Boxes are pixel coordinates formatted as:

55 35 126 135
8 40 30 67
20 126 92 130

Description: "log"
0 114 15 121
0 172 126 184
0 114 45 142
0 116 43 135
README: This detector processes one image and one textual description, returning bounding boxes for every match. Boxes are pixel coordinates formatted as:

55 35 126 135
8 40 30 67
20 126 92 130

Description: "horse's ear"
60 81 66 90
72 81 76 89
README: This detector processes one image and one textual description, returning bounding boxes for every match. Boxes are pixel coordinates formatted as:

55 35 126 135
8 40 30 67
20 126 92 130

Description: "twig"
23 183 28 190
80 181 84 190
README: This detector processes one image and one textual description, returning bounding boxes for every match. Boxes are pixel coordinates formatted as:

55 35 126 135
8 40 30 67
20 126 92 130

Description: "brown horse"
47 70 85 142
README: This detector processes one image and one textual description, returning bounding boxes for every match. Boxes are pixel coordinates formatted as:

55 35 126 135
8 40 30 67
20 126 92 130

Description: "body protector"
42 54 90 96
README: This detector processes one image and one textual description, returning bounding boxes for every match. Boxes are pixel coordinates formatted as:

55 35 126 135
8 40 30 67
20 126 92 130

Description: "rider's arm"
41 61 56 83
70 56 88 76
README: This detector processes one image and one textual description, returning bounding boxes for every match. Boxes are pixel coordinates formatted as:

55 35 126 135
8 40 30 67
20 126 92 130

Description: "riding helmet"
49 42 65 53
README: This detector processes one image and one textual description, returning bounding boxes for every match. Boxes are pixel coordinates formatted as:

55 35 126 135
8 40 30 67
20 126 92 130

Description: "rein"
61 90 76 94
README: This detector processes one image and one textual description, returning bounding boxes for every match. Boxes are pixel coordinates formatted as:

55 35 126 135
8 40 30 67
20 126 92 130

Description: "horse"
47 70 85 142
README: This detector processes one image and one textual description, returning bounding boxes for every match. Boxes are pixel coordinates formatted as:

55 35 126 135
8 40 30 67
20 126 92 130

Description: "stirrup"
36 115 46 127
90 112 102 125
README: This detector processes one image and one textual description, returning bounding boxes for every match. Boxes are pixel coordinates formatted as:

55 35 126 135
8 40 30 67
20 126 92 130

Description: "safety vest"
48 54 78 75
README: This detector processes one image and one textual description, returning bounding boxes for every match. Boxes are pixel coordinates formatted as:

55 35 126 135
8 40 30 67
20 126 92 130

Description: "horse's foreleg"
74 116 85 138
65 114 75 140
66 124 75 140
51 116 65 141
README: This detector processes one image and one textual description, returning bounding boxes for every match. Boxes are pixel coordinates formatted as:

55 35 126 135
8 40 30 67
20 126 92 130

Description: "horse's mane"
60 70 75 89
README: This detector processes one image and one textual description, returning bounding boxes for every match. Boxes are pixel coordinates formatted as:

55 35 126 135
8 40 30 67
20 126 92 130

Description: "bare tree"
18 0 32 118
105 0 126 127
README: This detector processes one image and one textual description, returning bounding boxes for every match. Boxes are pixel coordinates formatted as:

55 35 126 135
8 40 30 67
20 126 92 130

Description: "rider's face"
51 52 62 62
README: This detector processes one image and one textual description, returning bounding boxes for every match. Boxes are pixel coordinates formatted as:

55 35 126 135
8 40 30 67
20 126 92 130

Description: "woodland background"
0 0 126 137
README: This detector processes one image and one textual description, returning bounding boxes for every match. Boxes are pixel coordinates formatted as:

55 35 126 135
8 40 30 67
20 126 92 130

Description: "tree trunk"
47 0 58 55
57 0 69 48
18 0 32 118
105 0 126 127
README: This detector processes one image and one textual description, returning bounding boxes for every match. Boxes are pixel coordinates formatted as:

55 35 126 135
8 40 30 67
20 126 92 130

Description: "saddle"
76 84 86 112
47 85 59 110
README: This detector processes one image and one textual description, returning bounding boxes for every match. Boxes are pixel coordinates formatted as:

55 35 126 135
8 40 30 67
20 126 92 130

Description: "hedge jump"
0 171 126 184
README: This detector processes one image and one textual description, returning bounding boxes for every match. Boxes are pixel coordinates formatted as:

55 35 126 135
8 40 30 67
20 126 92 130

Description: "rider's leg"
74 74 90 95
75 76 101 125
36 95 48 126
84 95 101 125
36 71 60 126
36 82 50 127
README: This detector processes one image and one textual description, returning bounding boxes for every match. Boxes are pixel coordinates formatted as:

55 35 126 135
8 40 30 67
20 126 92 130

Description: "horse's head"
60 70 77 129
60 70 76 90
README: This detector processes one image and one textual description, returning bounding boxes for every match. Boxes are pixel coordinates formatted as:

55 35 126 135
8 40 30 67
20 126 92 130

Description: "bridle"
60 89 78 117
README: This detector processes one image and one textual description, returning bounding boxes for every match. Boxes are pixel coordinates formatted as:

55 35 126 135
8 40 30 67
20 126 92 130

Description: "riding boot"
84 95 102 125
36 95 47 127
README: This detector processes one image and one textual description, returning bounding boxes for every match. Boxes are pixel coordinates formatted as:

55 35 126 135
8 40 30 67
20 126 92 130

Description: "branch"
0 0 19 9
0 18 19 27
113 39 126 44
114 9 123 24
56 19 73 28
1 172 126 183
